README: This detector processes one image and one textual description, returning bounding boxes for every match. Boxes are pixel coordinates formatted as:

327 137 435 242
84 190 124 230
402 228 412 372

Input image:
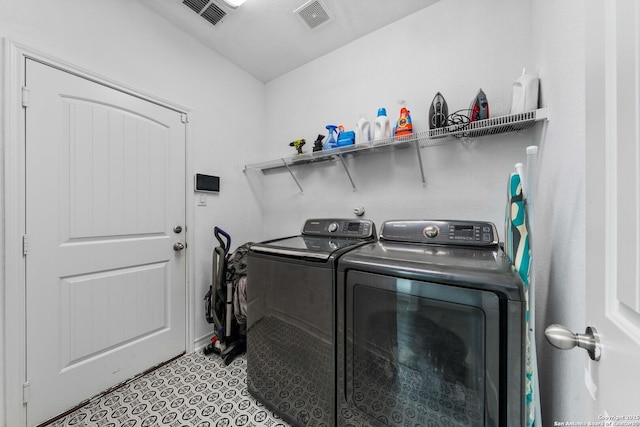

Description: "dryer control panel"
380 220 498 246
302 218 376 239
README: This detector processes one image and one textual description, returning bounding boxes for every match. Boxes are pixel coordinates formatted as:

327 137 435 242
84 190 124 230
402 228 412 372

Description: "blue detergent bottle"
374 108 391 141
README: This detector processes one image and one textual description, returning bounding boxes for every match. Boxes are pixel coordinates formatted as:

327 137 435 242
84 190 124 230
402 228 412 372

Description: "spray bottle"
324 125 339 150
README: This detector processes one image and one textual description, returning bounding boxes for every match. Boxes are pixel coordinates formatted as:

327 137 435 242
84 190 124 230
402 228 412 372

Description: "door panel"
585 0 640 417
64 99 168 239
60 262 169 367
25 59 186 426
612 0 640 320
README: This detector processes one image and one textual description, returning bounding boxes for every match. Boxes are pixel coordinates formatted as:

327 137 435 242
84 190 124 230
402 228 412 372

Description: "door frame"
2 39 196 427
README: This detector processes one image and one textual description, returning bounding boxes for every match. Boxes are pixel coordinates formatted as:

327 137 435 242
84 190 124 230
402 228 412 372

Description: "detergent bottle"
510 68 540 114
324 125 339 150
355 115 371 145
374 108 391 142
394 106 412 139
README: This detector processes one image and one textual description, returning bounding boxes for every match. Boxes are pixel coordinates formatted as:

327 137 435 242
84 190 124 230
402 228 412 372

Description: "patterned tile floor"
43 351 292 427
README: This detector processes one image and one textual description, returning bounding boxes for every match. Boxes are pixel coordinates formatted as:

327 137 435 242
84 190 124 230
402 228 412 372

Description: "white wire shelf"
244 135 420 172
427 107 549 141
243 107 549 191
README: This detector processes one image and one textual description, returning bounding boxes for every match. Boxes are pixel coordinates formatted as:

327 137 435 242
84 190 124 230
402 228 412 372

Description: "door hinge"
23 381 30 404
181 113 188 124
21 86 30 108
22 234 29 256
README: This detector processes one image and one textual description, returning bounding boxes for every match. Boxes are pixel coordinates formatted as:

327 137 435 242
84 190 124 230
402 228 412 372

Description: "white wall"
0 0 265 424
258 0 537 240
261 0 587 423
531 0 587 423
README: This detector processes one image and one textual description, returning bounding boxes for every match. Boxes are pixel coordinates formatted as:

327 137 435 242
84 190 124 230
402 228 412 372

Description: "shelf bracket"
282 158 304 193
336 154 357 190
414 140 426 185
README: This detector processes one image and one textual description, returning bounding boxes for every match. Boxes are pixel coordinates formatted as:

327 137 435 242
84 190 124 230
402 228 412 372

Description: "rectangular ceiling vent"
182 0 226 26
201 2 226 26
294 0 332 30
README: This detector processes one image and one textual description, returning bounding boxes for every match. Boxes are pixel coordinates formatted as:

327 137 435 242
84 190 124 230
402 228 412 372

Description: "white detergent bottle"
510 68 540 114
355 115 371 145
374 108 391 142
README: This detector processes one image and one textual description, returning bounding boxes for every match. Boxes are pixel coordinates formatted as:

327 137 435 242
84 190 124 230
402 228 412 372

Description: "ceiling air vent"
201 2 226 25
182 0 226 26
294 0 332 30
183 0 208 14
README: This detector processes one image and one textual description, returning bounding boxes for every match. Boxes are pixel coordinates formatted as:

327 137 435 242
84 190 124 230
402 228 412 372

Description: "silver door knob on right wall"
545 324 602 361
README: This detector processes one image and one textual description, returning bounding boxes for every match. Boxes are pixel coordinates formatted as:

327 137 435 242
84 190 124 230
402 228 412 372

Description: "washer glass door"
343 271 500 427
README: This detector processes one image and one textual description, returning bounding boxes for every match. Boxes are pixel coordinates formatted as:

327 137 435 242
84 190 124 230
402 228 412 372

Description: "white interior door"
24 59 187 426
584 0 640 418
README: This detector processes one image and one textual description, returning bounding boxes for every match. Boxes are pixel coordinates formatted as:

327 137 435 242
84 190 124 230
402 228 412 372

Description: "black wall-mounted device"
195 174 220 192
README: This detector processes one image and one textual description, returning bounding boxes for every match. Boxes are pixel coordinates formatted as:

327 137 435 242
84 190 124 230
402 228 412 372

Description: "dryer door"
339 271 510 427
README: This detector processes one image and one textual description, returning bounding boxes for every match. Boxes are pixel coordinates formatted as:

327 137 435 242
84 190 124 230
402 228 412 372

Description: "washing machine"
336 219 526 427
246 218 376 427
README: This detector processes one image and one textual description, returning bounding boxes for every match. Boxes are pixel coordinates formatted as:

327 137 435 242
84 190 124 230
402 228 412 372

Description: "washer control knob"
328 222 339 233
423 225 439 239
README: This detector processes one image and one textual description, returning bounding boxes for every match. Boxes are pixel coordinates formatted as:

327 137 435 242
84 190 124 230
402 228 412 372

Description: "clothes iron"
428 92 449 129
469 89 489 122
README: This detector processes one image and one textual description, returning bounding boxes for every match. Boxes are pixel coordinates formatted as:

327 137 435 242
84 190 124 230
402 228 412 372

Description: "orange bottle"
394 107 412 139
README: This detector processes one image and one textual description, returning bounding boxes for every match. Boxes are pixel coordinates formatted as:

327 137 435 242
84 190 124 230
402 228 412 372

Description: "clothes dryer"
336 219 526 427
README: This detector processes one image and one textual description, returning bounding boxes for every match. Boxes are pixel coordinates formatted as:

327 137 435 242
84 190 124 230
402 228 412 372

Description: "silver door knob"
173 242 185 251
544 324 601 361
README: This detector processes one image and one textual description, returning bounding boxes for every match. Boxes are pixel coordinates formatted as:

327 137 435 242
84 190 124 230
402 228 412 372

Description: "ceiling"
138 0 440 82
